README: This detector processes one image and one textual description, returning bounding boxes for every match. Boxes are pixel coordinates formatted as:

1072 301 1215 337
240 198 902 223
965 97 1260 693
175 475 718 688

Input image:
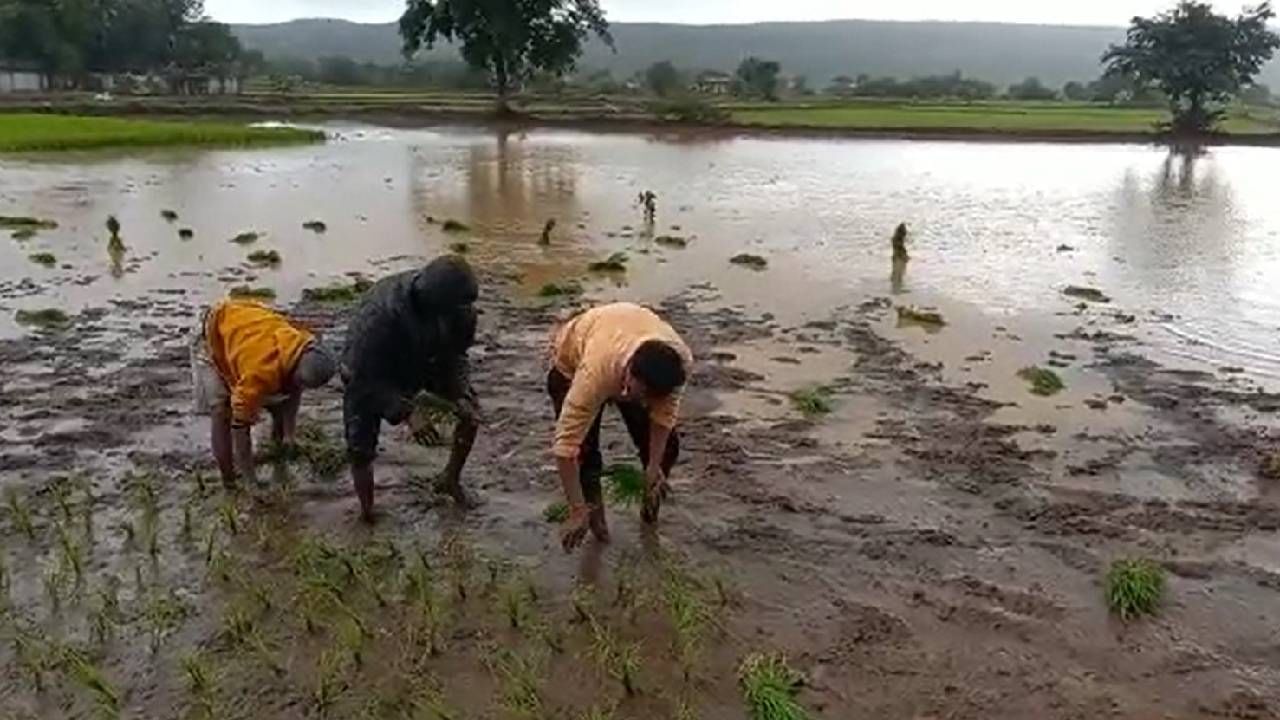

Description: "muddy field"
4 127 1280 718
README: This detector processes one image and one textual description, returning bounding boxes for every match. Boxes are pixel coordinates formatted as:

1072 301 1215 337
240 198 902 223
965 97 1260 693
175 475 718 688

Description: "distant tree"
1241 82 1273 105
1062 81 1091 101
1103 1 1280 132
735 56 781 100
792 75 811 95
399 0 614 111
644 60 680 97
317 56 364 86
1007 76 1057 101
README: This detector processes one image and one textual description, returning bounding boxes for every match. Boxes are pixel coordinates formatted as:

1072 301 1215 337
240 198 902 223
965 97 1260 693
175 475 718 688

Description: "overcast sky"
205 0 1260 27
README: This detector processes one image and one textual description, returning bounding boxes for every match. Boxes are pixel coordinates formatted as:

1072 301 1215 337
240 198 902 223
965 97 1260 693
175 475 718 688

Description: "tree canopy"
1103 1 1280 132
399 0 613 105
0 0 245 82
735 57 781 100
644 60 680 96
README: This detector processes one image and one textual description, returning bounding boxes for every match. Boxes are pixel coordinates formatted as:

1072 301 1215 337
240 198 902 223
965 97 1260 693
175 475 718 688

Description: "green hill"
231 17 1280 88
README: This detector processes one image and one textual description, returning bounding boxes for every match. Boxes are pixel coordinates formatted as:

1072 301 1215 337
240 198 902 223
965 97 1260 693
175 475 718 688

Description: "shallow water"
3 124 1280 381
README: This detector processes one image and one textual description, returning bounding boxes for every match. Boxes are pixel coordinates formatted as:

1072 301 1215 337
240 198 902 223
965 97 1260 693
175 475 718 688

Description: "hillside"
231 18 1280 88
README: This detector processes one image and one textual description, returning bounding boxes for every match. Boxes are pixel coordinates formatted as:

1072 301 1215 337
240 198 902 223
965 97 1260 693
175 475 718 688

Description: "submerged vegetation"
15 308 71 329
538 280 584 298
28 252 57 267
789 385 834 417
895 306 947 328
302 277 374 304
0 115 324 152
0 215 58 230
228 286 277 301
230 231 261 245
729 253 768 270
604 464 646 506
247 249 283 268
1018 366 1066 396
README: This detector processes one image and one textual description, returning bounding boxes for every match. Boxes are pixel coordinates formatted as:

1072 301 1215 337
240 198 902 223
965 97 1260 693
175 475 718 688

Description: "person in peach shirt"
547 302 693 551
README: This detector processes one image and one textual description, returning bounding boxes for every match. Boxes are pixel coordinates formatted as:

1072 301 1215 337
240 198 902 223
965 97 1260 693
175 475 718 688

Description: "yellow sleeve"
553 367 607 458
230 370 273 426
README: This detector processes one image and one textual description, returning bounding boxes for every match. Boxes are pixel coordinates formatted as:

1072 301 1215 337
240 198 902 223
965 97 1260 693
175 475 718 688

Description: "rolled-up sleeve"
553 367 607 459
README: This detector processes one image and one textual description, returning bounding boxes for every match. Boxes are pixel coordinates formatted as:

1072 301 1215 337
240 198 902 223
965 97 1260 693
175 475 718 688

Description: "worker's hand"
642 467 670 525
560 503 593 553
407 411 444 446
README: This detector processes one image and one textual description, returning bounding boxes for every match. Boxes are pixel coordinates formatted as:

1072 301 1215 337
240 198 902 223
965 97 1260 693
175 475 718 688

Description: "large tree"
644 60 679 96
1102 1 1280 133
735 57 781 100
399 0 613 110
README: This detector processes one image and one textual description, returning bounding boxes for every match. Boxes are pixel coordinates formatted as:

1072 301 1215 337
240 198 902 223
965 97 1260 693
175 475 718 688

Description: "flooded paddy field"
3 124 1280 718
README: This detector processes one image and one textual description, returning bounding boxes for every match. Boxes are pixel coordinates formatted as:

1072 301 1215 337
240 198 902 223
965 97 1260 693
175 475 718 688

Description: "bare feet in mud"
642 480 670 524
589 504 611 543
561 504 592 552
433 475 481 509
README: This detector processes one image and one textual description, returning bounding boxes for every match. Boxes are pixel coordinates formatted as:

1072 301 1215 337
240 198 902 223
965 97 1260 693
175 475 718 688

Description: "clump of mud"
1018 366 1066 396
247 250 282 268
729 254 768 270
1062 286 1110 303
588 252 629 273
230 231 261 245
15 307 71 329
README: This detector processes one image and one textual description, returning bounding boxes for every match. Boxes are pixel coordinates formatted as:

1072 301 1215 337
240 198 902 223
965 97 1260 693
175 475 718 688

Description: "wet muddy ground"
4 126 1280 718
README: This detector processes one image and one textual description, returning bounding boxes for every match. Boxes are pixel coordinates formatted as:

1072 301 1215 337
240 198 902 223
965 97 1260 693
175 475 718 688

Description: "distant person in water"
548 302 693 551
191 298 337 488
341 256 482 523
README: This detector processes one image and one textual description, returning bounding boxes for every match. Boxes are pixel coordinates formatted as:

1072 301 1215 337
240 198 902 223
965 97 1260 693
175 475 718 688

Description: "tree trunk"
493 57 512 116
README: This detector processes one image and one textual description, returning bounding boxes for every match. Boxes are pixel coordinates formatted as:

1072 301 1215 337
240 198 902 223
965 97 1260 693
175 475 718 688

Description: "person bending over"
548 302 692 551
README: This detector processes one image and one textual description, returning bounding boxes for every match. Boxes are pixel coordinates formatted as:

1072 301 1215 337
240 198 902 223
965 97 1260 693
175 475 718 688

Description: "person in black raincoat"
342 256 481 522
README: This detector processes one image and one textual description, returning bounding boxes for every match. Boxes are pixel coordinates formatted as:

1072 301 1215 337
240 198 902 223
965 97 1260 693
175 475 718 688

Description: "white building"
0 61 45 93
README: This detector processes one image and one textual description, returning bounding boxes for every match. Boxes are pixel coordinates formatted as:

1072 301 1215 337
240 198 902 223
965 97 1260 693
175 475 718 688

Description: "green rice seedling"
1018 366 1066 396
144 590 191 652
729 253 768 270
499 578 529 630
247 249 282 267
192 471 209 496
738 652 810 720
590 619 640 696
230 231 260 245
301 278 374 304
225 604 286 676
178 228 195 240
50 477 75 520
604 463 646 507
895 306 947 328
789 385 834 418
43 563 67 612
580 705 616 720
538 280 583 298
133 564 146 599
11 227 38 240
442 534 475 601
182 652 216 718
180 503 194 542
161 209 179 222
139 512 161 559
313 648 350 717
408 681 459 720
203 526 219 565
530 618 565 655
588 251 629 273
28 251 57 267
218 497 240 535
56 522 85 584
674 698 698 720
543 501 570 523
338 616 367 668
664 570 711 682
0 551 9 602
570 584 596 624
441 219 470 233
486 647 545 719
303 220 328 233
1106 558 1166 621
229 285 276 301
5 487 36 539
12 627 52 692
60 646 120 719
0 215 57 229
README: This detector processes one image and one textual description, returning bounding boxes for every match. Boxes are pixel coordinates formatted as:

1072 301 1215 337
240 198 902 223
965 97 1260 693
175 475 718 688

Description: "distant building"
0 60 46 93
693 71 734 95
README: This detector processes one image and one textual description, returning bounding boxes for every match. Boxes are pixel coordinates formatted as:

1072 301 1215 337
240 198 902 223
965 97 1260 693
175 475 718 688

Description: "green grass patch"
789 386 834 418
0 114 324 152
731 100 1280 135
28 253 56 267
604 464 646 507
301 277 373 304
15 308 70 329
1105 558 1165 621
738 652 811 720
229 286 276 301
730 253 768 270
247 249 282 268
543 501 570 524
1018 366 1066 396
230 231 260 245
